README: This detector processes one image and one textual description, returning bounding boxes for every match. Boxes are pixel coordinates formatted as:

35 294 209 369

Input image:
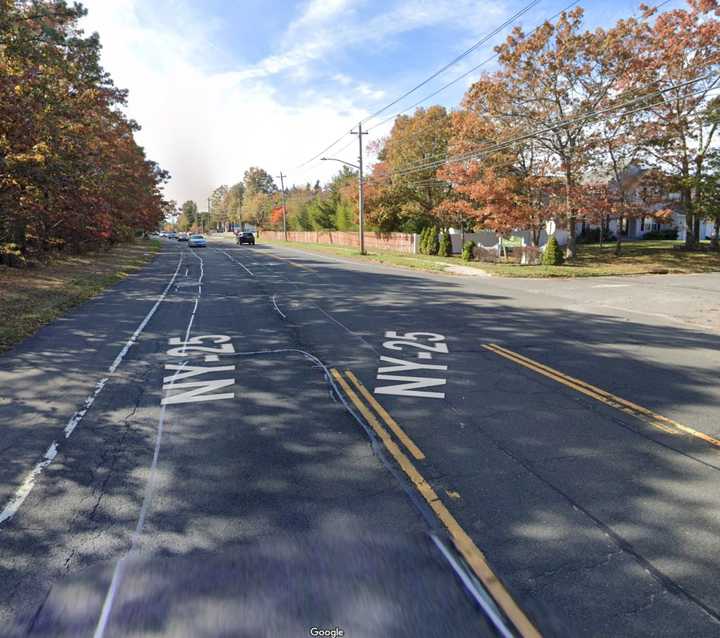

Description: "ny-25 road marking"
162 334 236 405
375 331 448 399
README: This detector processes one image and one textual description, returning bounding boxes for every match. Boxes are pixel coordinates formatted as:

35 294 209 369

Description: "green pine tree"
462 240 476 261
438 230 451 257
542 235 565 265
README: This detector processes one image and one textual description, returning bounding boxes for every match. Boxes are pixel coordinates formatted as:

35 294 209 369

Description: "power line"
296 128 353 169
364 0 677 157
367 0 581 134
297 0 541 170
369 76 718 181
360 0 542 127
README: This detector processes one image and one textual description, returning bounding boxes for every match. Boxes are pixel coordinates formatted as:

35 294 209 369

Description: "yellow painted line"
330 368 541 638
483 343 720 450
267 253 315 272
344 370 425 460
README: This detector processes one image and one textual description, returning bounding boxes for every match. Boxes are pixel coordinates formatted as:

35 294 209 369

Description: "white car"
188 234 207 248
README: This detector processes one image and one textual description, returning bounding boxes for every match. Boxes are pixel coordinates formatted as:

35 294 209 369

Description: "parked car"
188 234 207 248
236 232 255 245
177 232 189 241
166 232 177 239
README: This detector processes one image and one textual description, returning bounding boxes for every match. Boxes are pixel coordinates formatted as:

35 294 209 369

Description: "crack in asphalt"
447 404 720 626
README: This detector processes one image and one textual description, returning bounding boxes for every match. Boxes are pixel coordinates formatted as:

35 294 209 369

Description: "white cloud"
80 0 369 204
79 0 509 205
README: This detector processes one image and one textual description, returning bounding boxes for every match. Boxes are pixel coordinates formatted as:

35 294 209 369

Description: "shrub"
642 228 678 240
428 227 439 255
438 230 451 257
418 227 430 254
542 235 564 265
462 240 476 261
576 227 616 244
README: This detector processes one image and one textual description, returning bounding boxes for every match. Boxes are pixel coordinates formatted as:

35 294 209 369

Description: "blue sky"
79 0 675 207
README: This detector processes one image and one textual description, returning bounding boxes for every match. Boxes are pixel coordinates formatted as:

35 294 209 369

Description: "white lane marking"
272 294 286 319
96 262 215 634
0 443 58 525
109 255 184 374
219 249 254 277
94 361 188 638
180 250 204 355
0 253 184 527
64 378 108 437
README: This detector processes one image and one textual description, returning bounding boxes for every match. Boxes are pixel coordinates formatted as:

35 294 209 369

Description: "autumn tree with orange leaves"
0 1 169 263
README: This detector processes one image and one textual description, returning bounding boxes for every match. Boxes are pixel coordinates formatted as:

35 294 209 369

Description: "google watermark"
309 627 345 637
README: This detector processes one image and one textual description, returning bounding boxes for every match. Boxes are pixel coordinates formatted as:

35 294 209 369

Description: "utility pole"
276 172 288 241
351 121 368 255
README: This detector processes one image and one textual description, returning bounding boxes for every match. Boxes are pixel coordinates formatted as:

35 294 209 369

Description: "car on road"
188 234 207 248
166 232 177 239
236 231 255 245
177 232 189 242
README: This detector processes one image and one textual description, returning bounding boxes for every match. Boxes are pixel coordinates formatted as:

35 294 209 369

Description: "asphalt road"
2 237 720 637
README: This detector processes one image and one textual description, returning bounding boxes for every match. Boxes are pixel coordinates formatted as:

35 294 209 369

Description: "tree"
224 182 245 225
366 106 452 232
241 191 273 228
696 150 720 249
0 0 168 261
178 200 198 231
438 230 452 257
209 185 229 230
481 8 630 257
632 1 720 248
543 235 564 265
243 167 276 196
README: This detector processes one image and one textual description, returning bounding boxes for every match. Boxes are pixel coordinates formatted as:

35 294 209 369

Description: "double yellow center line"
483 343 720 450
331 368 541 638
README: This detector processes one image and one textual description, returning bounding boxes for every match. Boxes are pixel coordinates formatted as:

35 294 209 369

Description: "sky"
79 0 659 209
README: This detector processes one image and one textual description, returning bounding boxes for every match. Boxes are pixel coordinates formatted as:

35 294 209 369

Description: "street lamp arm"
321 157 360 170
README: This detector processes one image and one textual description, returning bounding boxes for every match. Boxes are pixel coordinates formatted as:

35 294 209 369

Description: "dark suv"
236 232 255 245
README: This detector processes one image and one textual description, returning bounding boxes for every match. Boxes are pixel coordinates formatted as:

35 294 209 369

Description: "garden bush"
642 228 678 240
438 230 451 257
462 240 476 261
542 235 565 265
427 228 439 255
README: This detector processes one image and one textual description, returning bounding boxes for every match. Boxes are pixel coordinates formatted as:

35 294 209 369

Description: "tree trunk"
683 185 697 249
564 167 576 259
615 215 624 256
711 218 719 251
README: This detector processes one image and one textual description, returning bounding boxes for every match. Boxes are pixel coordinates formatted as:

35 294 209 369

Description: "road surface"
1 237 720 637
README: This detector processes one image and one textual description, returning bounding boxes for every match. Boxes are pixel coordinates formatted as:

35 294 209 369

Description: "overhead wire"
359 0 542 126
297 0 542 170
363 0 678 163
366 0 581 135
366 75 718 182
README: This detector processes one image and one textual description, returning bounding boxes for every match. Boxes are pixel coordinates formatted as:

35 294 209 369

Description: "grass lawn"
0 239 161 353
260 238 720 279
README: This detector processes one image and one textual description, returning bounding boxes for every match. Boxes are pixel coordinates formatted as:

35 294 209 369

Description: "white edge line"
108 255 184 374
0 253 184 527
